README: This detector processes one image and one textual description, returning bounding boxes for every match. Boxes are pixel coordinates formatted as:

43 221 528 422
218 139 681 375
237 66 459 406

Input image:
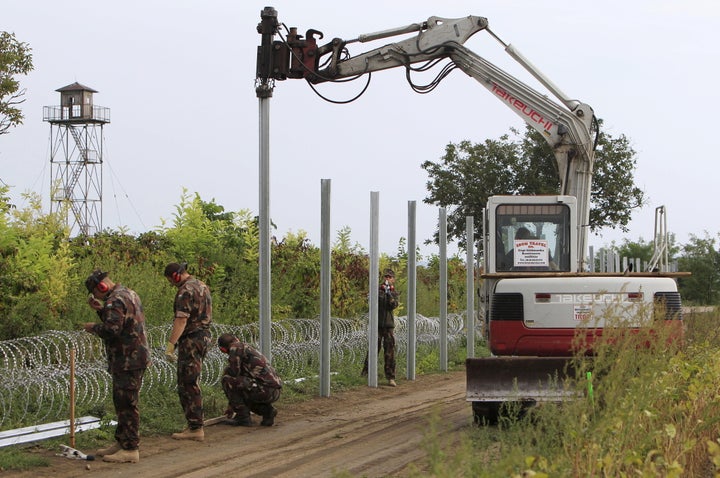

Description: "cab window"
495 204 571 272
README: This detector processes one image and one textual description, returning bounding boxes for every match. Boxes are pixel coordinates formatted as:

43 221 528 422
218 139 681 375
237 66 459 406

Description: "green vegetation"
601 233 720 306
0 30 33 136
422 122 645 248
0 186 470 341
403 309 720 477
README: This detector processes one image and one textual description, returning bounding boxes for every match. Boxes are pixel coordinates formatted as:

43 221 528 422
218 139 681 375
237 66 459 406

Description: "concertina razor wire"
0 314 466 429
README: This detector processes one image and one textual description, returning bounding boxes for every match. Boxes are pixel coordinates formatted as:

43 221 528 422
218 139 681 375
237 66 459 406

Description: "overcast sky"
2 0 717 257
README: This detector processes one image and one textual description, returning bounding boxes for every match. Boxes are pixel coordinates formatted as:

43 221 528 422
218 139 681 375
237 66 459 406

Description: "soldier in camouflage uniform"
362 268 399 387
163 262 212 442
217 333 282 426
83 270 150 464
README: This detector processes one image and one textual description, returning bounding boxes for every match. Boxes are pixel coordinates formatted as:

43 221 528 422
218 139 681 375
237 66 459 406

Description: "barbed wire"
0 314 466 429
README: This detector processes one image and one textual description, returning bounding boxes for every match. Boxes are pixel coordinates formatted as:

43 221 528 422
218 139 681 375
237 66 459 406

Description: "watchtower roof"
56 82 98 93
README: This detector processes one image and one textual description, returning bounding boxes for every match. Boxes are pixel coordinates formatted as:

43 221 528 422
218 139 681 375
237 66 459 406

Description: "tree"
422 122 645 249
677 232 720 305
0 31 34 136
0 189 75 338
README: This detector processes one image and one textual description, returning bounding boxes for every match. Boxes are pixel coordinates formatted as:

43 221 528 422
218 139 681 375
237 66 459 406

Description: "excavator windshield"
495 203 571 272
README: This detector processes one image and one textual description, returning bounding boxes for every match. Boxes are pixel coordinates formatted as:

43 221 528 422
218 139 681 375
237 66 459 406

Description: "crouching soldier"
218 333 282 426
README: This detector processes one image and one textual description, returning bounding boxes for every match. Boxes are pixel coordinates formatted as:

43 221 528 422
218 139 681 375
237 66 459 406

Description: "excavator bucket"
466 357 578 402
466 357 580 424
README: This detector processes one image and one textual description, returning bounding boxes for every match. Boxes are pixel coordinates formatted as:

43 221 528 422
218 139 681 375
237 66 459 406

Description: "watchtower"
43 82 111 236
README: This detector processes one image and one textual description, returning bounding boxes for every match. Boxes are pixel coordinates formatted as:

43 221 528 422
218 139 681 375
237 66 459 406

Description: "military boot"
171 427 205 442
260 407 278 427
102 448 139 463
226 413 252 426
96 442 121 457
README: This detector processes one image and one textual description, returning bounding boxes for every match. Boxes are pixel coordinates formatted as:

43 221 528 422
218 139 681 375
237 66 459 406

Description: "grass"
408 308 720 477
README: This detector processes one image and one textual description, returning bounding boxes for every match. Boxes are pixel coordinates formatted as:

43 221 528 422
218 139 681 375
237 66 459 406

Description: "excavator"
257 9 685 423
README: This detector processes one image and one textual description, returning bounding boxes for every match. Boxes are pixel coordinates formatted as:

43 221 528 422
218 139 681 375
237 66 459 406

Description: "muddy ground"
4 369 471 478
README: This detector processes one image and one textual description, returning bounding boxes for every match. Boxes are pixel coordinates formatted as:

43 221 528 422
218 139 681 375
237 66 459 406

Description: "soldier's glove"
165 342 177 363
224 406 235 418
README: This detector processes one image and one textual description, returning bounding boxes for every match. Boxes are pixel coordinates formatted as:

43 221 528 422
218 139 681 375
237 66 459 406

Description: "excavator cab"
487 196 577 274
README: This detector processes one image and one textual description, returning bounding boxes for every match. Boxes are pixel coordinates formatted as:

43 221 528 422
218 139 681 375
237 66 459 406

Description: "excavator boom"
257 8 683 425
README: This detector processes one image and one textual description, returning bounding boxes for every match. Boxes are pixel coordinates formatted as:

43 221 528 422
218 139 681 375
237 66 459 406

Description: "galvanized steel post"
320 179 331 397
406 201 417 381
439 207 448 371
256 6 279 360
466 216 475 359
368 192 380 387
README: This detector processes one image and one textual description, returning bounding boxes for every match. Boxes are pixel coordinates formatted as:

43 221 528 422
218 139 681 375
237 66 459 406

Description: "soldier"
362 268 399 387
218 333 282 427
83 270 150 464
163 262 212 441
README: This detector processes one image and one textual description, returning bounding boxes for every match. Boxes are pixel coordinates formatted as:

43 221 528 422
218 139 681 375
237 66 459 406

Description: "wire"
407 62 458 94
277 24 373 104
278 23 370 95
0 315 466 428
102 138 147 231
306 74 372 104
275 24 461 103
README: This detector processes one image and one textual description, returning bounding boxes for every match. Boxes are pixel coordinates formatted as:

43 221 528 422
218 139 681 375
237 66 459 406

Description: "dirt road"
7 370 471 478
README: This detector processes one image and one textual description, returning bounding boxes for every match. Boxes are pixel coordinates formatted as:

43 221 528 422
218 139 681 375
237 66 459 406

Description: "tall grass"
414 308 720 477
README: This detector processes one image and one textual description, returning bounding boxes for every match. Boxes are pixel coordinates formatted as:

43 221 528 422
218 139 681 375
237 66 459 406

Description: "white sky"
2 0 718 257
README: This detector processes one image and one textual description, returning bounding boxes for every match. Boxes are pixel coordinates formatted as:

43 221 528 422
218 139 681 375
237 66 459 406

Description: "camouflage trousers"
221 374 281 418
362 327 396 380
112 368 145 450
176 330 211 429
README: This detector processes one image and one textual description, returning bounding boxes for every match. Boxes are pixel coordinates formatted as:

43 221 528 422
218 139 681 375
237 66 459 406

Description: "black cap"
218 333 237 350
85 270 108 293
164 262 187 277
382 268 395 278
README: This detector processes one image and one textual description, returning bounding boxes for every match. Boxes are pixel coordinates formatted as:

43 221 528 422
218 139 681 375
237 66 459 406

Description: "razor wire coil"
0 314 465 429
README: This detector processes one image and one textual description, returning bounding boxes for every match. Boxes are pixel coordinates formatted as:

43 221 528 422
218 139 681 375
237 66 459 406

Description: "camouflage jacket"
173 277 213 337
92 284 151 374
224 342 282 389
378 285 399 329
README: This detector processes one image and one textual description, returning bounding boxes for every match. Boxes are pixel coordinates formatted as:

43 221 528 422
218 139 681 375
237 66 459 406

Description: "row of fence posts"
589 246 678 273
318 181 476 396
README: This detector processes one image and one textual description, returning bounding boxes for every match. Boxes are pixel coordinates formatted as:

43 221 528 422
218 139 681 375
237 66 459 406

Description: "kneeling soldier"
218 333 282 426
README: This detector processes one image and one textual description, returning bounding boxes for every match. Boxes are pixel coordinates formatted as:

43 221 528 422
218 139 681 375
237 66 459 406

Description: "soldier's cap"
164 262 187 277
218 333 238 350
85 270 108 293
382 268 395 278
